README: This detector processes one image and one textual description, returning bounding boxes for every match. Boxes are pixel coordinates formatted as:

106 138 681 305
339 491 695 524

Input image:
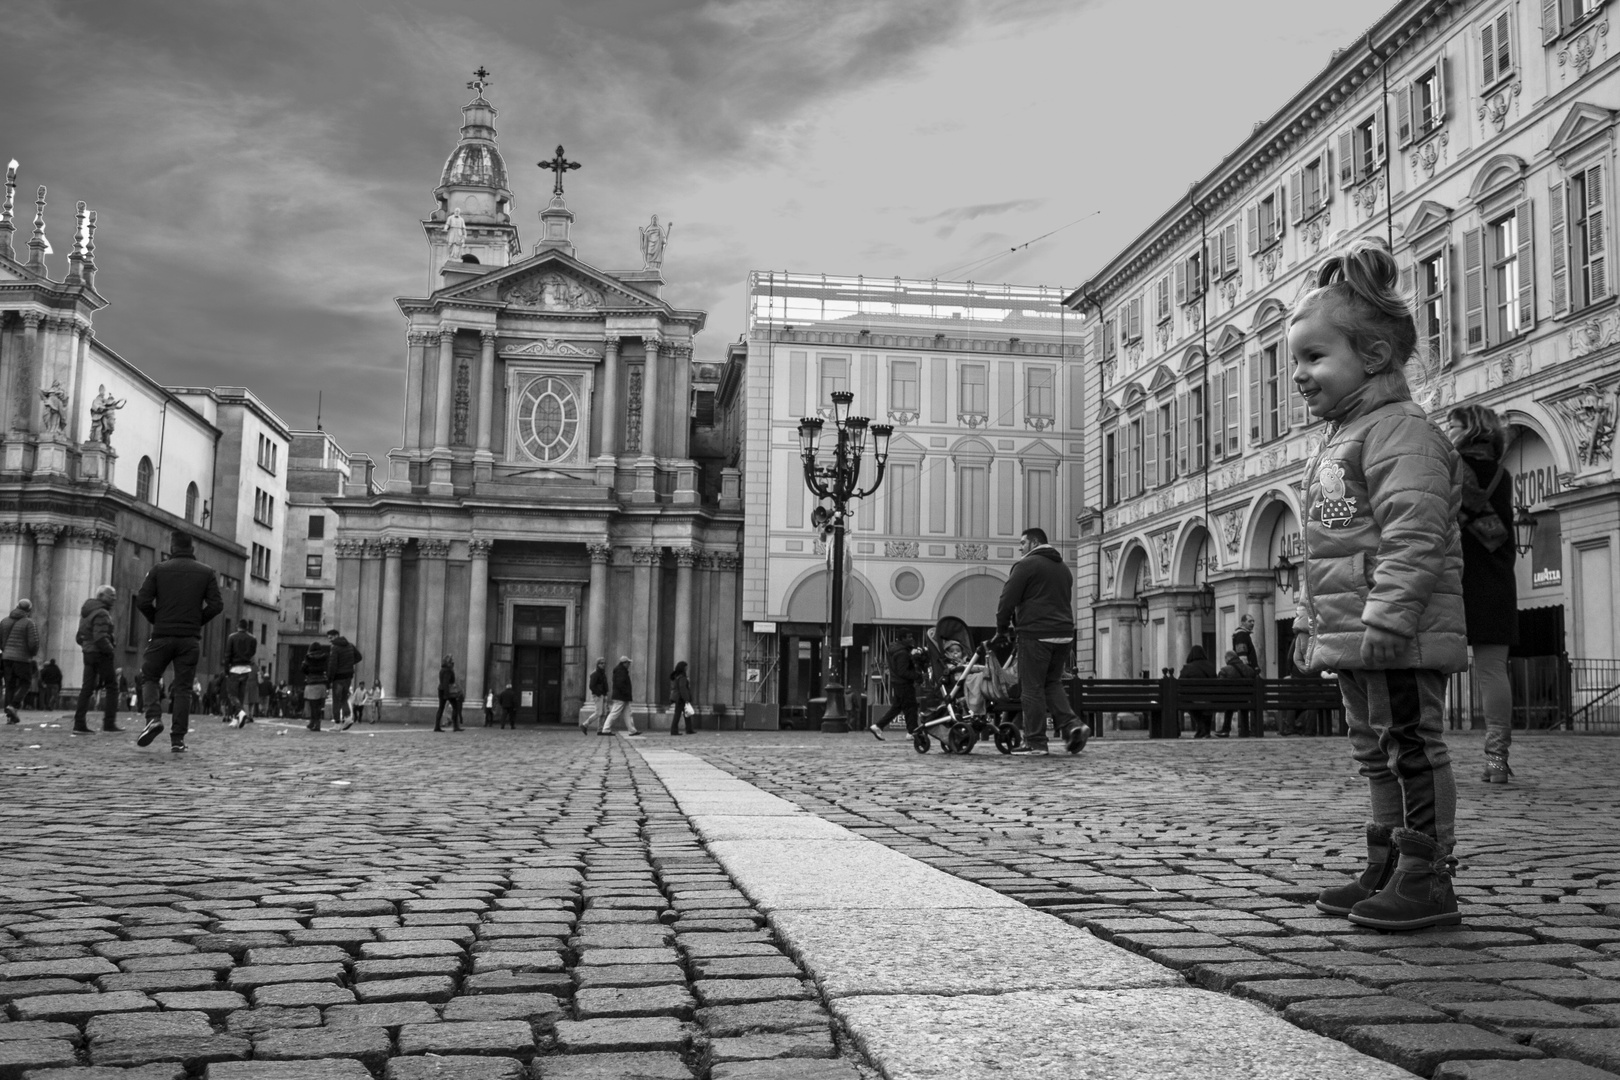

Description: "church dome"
434 94 513 218
441 142 508 192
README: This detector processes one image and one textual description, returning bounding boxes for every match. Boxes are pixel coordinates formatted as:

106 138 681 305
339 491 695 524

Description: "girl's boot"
1347 829 1461 930
1315 824 1397 915
1484 753 1512 784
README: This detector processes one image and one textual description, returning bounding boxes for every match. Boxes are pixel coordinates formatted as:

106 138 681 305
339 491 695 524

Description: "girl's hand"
1361 625 1409 668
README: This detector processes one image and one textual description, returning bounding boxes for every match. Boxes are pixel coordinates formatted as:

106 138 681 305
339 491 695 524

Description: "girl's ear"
1362 340 1393 374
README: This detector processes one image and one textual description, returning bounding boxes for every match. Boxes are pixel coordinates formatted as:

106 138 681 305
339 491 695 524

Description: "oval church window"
516 376 580 463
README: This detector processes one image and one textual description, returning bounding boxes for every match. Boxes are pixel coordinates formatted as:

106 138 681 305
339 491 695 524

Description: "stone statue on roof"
445 208 467 260
39 380 67 435
639 214 671 270
89 384 125 446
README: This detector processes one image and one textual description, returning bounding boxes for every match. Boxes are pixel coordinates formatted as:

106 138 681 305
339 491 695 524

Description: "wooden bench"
1261 677 1347 736
1070 676 1347 737
1171 678 1259 736
1073 678 1168 735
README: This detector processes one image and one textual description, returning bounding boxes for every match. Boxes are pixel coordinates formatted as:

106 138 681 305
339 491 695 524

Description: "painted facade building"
1066 0 1620 689
738 273 1083 720
330 84 743 724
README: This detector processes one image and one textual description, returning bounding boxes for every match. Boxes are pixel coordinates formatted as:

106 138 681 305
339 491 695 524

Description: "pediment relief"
1405 200 1454 241
1550 102 1616 159
501 337 602 360
501 272 603 311
1469 153 1529 203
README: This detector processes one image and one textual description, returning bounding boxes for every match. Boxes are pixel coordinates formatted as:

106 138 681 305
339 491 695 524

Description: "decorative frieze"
452 359 471 444
884 540 918 558
1551 382 1618 466
625 365 643 454
954 542 988 561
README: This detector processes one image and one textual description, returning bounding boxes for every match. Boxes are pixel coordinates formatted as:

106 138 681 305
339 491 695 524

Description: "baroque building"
330 82 742 723
0 162 290 685
737 272 1083 724
1066 0 1620 688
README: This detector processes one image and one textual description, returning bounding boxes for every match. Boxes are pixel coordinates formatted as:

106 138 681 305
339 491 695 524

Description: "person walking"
1179 645 1218 738
602 656 641 736
133 531 225 752
584 657 609 735
325 628 362 730
369 680 384 724
72 585 121 733
352 684 370 724
996 527 1085 756
39 659 62 711
223 619 257 727
1 598 40 724
1448 404 1519 784
434 655 463 731
301 635 332 730
669 660 695 736
867 633 920 740
483 687 495 727
257 668 275 718
498 683 518 728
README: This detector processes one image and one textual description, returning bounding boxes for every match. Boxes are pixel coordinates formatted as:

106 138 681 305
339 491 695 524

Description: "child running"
1288 239 1468 930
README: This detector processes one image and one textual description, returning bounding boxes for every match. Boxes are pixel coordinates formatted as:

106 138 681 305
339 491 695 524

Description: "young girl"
1288 240 1468 931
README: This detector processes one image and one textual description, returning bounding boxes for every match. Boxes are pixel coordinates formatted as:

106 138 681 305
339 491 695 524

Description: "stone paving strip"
681 731 1620 1079
634 744 1423 1080
0 722 879 1079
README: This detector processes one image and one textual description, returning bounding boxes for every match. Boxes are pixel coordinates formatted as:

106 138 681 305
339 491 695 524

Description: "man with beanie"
326 627 362 730
133 530 224 752
996 527 1084 756
224 619 257 726
1 598 40 724
73 585 122 733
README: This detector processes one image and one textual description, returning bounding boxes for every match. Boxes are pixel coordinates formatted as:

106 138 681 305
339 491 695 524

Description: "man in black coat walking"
326 628 362 730
224 619 257 726
996 527 1083 755
868 632 920 740
134 531 224 752
602 656 642 736
73 585 121 733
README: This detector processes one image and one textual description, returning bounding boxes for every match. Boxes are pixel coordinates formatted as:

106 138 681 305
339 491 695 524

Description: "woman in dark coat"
1447 405 1518 783
434 655 463 732
1178 645 1218 739
669 660 694 736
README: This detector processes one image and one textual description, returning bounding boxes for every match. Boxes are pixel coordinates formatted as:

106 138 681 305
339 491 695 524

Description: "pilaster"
630 546 660 702
29 523 62 650
672 547 698 698
466 537 493 700
334 538 365 639
429 329 456 496
595 336 621 487
474 330 497 481
418 538 452 690
378 536 405 697
586 542 612 671
629 337 660 503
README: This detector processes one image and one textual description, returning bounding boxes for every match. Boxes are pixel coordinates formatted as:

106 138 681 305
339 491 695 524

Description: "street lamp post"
798 390 893 733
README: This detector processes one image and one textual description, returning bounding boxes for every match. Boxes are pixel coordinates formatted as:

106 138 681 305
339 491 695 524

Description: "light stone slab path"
634 745 1415 1080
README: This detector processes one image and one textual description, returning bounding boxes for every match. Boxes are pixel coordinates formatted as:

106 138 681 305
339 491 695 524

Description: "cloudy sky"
3 0 1391 463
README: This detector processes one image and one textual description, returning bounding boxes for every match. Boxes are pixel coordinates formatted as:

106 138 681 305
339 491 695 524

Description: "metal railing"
1570 658 1620 731
1445 656 1620 732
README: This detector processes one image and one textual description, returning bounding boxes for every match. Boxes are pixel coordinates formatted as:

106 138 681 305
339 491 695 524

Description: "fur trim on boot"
1316 823 1397 916
1347 828 1461 931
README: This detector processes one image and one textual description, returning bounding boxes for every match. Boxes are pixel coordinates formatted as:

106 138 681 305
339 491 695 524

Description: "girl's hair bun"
1316 239 1407 323
1295 237 1418 373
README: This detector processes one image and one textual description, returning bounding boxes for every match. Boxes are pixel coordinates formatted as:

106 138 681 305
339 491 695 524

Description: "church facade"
330 85 743 724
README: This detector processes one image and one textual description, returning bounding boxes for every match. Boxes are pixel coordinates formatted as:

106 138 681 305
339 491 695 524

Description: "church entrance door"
513 605 566 724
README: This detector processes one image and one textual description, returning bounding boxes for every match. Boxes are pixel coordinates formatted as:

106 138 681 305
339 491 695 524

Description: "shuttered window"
958 465 989 539
1223 363 1241 456
1024 467 1054 537
1103 431 1117 507
1570 162 1609 310
1417 249 1451 367
1128 417 1144 498
1287 151 1332 224
1142 406 1158 490
1397 61 1447 148
1101 318 1118 363
1481 9 1513 88
1157 400 1175 486
1156 276 1172 324
886 462 919 535
1464 202 1536 352
1249 188 1286 252
1187 384 1206 471
1339 115 1386 187
1221 221 1239 278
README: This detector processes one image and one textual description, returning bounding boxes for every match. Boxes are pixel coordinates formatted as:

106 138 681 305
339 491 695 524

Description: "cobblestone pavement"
681 728 1620 1079
0 715 873 1080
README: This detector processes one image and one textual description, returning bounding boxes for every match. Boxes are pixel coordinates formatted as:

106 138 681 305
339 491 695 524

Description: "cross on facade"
537 145 581 196
467 66 492 95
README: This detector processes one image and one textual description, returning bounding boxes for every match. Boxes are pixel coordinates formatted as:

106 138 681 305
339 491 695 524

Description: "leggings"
1473 644 1512 757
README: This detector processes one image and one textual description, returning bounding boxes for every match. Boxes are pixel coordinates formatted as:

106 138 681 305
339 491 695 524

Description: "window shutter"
1516 199 1536 332
1373 113 1386 166
1497 12 1513 77
1157 275 1170 322
1587 161 1608 301
1223 222 1239 274
1337 131 1355 187
1434 56 1448 123
1289 374 1308 430
1288 169 1304 225
1210 233 1224 279
1269 350 1285 438
1131 297 1143 341
1208 370 1224 460
1550 178 1570 315
1463 225 1487 352
1246 205 1260 254
1396 84 1414 147
1544 0 1562 43
1276 185 1287 236
1174 260 1187 306
1143 407 1157 490
1247 351 1262 444
1482 19 1497 86
1175 391 1189 475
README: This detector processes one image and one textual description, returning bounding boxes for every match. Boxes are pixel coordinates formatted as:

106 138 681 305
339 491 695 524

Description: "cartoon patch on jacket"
1316 458 1357 529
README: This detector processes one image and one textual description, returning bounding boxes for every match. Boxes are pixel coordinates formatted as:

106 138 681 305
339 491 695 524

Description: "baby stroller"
911 617 1021 755
982 632 1090 755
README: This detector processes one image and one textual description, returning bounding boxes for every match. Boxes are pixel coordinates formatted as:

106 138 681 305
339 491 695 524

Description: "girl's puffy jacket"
1296 393 1467 674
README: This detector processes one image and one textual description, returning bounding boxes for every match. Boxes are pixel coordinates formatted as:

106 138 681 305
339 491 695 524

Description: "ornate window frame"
504 360 595 468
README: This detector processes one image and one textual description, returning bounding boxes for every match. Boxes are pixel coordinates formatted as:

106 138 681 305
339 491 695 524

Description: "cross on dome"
537 146 581 196
467 66 492 95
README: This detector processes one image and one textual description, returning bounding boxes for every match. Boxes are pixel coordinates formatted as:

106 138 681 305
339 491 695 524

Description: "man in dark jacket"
134 530 224 751
39 659 63 711
498 683 519 728
73 585 121 733
1 598 40 723
224 619 257 726
996 527 1082 755
584 657 608 734
1232 613 1259 672
302 638 332 730
325 628 362 730
868 632 920 740
602 656 641 736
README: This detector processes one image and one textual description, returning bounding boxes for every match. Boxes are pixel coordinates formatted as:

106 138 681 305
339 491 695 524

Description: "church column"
595 337 621 484
403 332 429 452
1172 601 1193 674
378 537 404 699
429 329 455 495
334 539 364 643
630 547 659 709
419 540 451 699
713 552 741 706
632 337 660 501
1247 588 1273 678
586 543 611 668
474 331 497 477
465 538 492 701
673 547 697 693
29 523 61 646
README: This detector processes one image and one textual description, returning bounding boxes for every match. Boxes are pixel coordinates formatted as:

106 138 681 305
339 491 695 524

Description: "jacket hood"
330 635 351 646
1186 645 1208 662
1321 367 1413 424
80 597 111 617
9 605 30 620
1025 546 1063 565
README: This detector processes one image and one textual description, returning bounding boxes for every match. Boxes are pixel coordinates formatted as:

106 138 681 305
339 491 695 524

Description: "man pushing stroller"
996 527 1087 756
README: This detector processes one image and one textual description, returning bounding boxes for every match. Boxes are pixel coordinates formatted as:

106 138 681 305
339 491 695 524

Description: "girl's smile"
1288 306 1369 419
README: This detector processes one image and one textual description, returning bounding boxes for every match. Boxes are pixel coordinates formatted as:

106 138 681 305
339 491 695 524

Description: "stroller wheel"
994 723 1021 755
947 722 975 755
1066 725 1090 755
912 729 930 754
